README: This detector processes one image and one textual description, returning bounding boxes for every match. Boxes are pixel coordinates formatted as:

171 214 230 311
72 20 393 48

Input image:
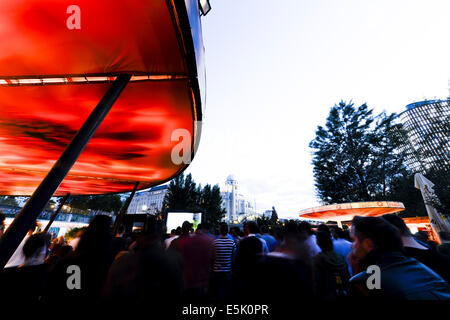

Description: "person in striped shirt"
210 222 236 302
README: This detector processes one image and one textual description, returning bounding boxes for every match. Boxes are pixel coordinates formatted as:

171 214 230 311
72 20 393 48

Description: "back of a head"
261 225 269 234
298 221 313 236
284 220 298 234
382 214 411 237
181 221 191 234
23 232 50 259
144 215 156 234
88 215 112 234
247 221 260 234
439 231 450 242
317 224 331 235
76 215 112 254
352 216 403 252
219 222 229 236
336 228 349 240
316 231 333 252
236 236 263 271
145 215 164 239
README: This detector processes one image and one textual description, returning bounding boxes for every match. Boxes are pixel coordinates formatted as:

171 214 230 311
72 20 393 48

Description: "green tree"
309 101 419 210
88 194 123 214
257 215 270 229
161 173 200 214
67 194 123 215
66 195 90 212
161 173 225 229
426 169 450 216
201 184 226 229
270 206 279 226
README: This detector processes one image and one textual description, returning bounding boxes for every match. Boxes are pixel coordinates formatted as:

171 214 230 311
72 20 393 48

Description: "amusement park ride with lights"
0 0 210 269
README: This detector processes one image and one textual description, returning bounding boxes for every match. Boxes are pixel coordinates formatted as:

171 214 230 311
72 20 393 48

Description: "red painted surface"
0 1 201 195
299 201 405 221
0 0 186 77
0 81 194 195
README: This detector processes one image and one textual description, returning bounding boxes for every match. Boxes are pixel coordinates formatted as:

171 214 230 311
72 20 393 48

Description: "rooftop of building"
135 184 168 196
405 99 449 111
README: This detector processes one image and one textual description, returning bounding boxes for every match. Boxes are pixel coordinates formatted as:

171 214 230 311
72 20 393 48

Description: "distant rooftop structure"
398 99 450 172
405 99 440 110
127 184 169 214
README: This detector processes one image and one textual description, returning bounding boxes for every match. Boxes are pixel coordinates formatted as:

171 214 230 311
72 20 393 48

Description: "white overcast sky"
186 0 450 219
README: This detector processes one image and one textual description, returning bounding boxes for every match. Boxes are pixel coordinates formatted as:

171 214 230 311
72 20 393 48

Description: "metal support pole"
0 74 131 269
113 181 139 235
43 194 70 233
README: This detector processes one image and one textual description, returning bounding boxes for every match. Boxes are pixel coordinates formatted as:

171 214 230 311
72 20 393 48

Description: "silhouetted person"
230 226 243 247
249 221 314 314
260 225 277 252
169 221 213 302
103 216 183 313
210 223 236 303
165 228 179 249
233 234 263 301
44 215 114 301
0 232 51 302
298 221 321 258
382 213 450 283
317 223 331 235
332 227 353 275
312 231 350 300
244 221 269 253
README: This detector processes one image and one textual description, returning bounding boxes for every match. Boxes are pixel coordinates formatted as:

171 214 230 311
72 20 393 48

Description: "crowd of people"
0 211 450 308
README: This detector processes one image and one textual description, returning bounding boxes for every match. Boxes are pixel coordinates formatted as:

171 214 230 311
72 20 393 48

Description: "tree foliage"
270 206 279 225
201 184 226 229
309 101 426 216
426 169 450 216
161 173 225 229
67 194 123 214
257 206 280 229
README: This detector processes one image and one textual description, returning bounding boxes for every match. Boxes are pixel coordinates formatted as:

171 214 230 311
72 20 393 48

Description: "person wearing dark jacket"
382 213 450 283
44 215 115 301
103 215 183 308
313 231 350 300
348 216 450 300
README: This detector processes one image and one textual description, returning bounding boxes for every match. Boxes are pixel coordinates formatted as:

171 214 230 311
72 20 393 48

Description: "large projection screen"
166 212 202 232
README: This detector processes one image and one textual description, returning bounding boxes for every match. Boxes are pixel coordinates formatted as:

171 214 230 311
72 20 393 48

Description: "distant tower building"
221 175 255 223
225 175 238 221
398 99 450 172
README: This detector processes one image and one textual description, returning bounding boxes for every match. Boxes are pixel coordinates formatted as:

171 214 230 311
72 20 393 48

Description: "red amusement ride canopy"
299 201 405 222
0 0 205 195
